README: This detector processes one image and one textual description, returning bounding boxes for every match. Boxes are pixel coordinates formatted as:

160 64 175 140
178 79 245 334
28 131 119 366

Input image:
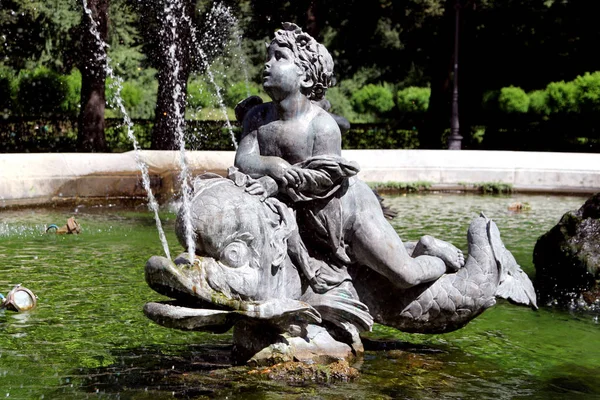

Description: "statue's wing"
487 216 538 309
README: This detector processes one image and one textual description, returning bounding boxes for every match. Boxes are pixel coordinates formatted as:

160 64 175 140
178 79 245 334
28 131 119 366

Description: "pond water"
0 193 598 399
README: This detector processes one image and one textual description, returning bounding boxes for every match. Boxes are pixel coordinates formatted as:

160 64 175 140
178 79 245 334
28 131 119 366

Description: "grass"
458 181 513 194
368 181 513 195
368 181 432 193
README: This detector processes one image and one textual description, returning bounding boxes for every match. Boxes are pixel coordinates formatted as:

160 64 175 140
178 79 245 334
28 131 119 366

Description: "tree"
131 0 234 150
0 0 80 72
77 0 108 152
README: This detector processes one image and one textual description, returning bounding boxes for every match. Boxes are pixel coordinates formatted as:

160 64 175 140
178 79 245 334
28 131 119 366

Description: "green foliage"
343 125 419 149
546 80 578 114
498 86 529 114
368 181 432 193
528 90 550 115
63 69 81 115
107 0 146 81
120 81 142 110
472 182 513 195
105 72 157 119
351 84 395 115
396 86 430 113
187 79 217 110
325 69 384 122
16 67 69 116
574 72 600 113
0 0 80 71
224 81 261 108
325 86 358 122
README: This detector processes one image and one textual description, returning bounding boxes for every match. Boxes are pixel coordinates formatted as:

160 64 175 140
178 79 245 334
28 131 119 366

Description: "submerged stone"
534 192 600 306
249 360 359 383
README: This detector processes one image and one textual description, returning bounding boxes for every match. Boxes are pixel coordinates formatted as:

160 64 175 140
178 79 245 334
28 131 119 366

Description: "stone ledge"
1 150 599 207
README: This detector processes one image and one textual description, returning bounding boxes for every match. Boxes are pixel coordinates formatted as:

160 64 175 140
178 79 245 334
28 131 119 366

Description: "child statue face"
263 42 305 99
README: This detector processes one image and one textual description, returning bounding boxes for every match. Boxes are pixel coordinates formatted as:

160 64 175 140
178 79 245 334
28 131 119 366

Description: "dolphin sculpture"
351 213 537 334
144 177 536 341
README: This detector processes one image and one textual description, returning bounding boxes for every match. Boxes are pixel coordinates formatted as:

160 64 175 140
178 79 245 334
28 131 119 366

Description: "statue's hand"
244 176 278 200
283 166 318 191
309 270 330 294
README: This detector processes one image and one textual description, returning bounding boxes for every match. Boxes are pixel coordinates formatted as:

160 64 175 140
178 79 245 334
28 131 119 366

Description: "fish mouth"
144 254 243 311
143 254 321 332
144 254 248 332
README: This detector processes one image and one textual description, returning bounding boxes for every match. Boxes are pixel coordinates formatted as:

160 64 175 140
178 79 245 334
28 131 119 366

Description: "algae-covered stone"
534 192 600 306
249 360 359 383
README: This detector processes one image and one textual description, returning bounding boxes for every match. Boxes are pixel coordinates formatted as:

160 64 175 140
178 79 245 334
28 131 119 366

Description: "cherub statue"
234 22 464 295
143 23 537 365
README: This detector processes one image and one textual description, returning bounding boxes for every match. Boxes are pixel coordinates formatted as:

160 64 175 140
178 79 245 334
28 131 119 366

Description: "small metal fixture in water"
0 284 37 312
46 217 81 234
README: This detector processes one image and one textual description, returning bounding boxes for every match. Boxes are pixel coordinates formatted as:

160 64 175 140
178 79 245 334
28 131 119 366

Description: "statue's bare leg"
344 183 453 289
343 182 468 289
349 211 448 289
412 235 465 271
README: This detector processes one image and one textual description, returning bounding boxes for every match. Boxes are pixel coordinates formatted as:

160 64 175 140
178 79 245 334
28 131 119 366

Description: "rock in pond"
534 192 600 307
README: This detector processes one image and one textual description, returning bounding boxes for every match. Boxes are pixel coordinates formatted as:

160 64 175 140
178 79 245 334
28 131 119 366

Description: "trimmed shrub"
396 86 430 113
546 80 578 114
498 86 529 114
528 90 550 115
574 71 600 113
351 84 395 114
17 67 69 116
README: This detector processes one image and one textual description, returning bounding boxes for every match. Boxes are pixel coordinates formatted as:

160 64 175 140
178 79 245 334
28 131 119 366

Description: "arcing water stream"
82 0 244 261
162 0 195 262
82 0 171 260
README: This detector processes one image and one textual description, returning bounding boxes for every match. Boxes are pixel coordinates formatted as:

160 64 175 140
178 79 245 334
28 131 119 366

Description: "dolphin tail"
486 214 538 309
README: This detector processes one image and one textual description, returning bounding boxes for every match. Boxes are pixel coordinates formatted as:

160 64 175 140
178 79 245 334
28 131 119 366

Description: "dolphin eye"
220 241 250 268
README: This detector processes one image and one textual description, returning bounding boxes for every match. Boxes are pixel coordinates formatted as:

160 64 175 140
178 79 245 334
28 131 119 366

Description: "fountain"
2 4 600 398
143 23 537 367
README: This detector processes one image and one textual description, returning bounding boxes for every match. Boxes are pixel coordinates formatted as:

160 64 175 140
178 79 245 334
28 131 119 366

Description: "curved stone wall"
1 150 599 207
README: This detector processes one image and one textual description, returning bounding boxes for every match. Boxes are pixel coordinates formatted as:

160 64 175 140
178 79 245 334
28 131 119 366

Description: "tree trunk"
419 0 456 149
77 0 108 152
306 0 321 38
151 0 193 150
455 1 478 149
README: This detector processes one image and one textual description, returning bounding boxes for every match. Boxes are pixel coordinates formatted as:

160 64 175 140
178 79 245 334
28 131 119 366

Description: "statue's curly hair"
271 22 334 101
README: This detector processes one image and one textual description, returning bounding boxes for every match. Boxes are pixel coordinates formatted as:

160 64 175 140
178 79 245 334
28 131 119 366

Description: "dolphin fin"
487 216 538 309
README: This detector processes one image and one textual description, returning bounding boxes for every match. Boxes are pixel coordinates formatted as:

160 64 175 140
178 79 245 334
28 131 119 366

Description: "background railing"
0 117 598 153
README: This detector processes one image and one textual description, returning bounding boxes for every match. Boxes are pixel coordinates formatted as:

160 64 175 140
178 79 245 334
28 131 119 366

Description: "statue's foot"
413 235 465 272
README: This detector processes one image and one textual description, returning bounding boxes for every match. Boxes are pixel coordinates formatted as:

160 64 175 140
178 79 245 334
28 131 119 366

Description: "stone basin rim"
2 149 600 208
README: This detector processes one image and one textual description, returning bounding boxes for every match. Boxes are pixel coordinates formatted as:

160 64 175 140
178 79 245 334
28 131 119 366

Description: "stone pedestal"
232 320 356 367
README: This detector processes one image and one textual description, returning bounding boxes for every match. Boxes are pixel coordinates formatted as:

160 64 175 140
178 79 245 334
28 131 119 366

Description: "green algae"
0 194 598 399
